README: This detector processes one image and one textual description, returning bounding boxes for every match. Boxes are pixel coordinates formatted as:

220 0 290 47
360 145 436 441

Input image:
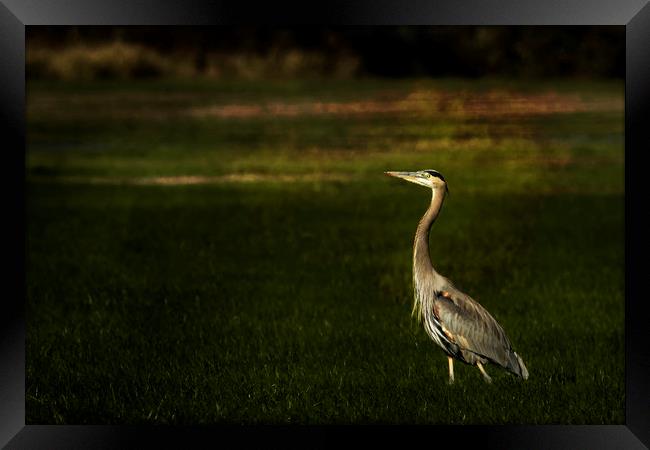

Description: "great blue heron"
386 169 529 384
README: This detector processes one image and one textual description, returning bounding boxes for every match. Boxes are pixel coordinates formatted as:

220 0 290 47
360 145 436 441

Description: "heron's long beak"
384 171 430 188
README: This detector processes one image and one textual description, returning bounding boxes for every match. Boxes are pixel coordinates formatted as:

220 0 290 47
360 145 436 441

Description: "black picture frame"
2 1 649 448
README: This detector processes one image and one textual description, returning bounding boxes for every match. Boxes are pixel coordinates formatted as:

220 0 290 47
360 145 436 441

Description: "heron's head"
385 169 449 194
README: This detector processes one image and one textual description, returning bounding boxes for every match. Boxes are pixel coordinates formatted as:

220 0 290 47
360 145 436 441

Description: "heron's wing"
432 287 514 368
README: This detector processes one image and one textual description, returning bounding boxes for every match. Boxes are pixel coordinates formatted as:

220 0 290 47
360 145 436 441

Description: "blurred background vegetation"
27 26 624 81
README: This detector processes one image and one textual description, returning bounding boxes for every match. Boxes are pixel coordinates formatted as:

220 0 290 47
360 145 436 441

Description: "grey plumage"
386 169 528 383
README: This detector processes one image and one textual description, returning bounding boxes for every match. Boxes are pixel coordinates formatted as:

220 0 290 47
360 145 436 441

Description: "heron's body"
386 169 528 383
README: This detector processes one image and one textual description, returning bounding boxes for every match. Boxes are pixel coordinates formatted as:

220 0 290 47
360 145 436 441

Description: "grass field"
26 77 624 424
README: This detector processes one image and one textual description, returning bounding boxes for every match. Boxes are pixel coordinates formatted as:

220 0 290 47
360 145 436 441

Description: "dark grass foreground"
26 78 624 424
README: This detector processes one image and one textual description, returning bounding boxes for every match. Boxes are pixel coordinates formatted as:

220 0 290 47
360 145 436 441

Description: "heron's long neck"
412 188 445 319
413 187 445 274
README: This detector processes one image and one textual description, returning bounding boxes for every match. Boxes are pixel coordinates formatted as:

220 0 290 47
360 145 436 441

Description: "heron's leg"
476 362 492 384
448 356 455 384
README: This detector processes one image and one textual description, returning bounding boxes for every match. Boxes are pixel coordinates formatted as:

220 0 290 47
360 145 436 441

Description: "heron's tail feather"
503 350 528 379
513 352 529 380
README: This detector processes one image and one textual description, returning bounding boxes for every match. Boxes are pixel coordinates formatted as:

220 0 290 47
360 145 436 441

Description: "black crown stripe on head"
424 170 445 182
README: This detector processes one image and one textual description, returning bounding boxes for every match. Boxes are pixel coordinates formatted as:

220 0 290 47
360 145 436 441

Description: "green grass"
26 77 624 424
